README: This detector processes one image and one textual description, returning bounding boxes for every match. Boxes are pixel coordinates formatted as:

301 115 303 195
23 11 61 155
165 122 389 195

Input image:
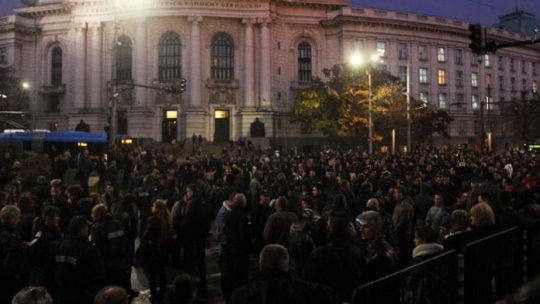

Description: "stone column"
90 23 102 110
188 16 203 109
74 25 86 110
242 18 256 109
259 18 271 109
134 18 147 107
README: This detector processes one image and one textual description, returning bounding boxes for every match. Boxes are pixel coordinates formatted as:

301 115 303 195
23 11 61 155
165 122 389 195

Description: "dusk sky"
1 0 539 25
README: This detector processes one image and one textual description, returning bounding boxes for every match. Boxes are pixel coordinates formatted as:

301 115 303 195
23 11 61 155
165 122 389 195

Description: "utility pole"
367 70 373 154
406 45 411 152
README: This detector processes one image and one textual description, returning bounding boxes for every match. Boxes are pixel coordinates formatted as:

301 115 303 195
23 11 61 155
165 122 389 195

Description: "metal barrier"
351 226 536 304
351 250 458 304
462 227 523 304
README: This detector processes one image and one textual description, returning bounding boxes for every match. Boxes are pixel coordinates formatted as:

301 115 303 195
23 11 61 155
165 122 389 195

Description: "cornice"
14 3 70 17
0 23 41 35
321 15 467 37
273 0 347 9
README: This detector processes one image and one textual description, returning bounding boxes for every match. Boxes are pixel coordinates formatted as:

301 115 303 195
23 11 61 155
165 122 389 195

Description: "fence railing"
351 226 536 304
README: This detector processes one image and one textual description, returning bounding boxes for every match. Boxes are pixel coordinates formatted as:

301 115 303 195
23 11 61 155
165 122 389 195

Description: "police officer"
90 204 134 296
134 176 158 235
28 206 63 287
51 216 105 304
0 205 30 303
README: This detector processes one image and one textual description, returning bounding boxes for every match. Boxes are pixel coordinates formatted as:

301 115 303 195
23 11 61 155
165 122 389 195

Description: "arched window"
51 47 62 86
298 42 312 82
211 32 234 81
159 32 181 81
116 35 132 81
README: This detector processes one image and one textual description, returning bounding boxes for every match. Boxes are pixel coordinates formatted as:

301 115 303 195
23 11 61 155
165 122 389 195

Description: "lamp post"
350 52 379 154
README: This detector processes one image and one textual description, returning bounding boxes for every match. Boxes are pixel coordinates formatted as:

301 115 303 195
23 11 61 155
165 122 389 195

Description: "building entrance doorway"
162 110 178 143
214 109 230 143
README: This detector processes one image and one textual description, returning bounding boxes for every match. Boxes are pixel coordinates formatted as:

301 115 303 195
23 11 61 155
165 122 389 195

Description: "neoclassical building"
1 0 539 149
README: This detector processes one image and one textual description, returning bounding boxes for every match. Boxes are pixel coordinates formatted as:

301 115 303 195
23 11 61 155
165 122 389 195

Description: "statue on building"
250 118 265 137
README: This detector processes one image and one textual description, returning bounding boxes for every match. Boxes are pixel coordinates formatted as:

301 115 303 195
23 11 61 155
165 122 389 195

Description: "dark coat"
51 235 105 304
263 211 298 247
229 269 339 304
303 237 367 302
407 243 449 304
91 215 131 271
0 223 30 303
28 224 62 286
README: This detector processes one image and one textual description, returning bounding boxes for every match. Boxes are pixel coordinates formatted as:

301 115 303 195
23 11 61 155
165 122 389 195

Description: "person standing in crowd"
250 191 273 254
263 196 298 247
11 286 54 304
288 208 318 277
229 244 339 304
408 225 447 304
425 193 451 231
77 149 94 194
90 204 134 297
303 211 367 302
172 183 213 293
51 216 105 304
66 184 95 220
442 209 474 252
44 179 72 232
28 206 62 288
221 193 250 300
142 199 172 302
0 205 30 304
94 286 129 304
392 187 415 267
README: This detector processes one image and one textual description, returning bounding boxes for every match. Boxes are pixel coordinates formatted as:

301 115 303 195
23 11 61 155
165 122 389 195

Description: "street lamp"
350 52 380 154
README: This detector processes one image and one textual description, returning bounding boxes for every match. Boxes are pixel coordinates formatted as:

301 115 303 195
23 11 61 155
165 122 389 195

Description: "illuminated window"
472 94 479 110
437 47 446 62
418 45 428 61
419 92 429 104
419 68 428 83
438 69 446 85
484 54 491 67
376 41 387 57
215 110 229 119
166 110 177 119
471 72 478 87
438 93 447 108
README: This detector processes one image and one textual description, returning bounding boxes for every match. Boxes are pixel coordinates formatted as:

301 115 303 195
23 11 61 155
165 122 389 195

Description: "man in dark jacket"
303 211 367 302
51 216 105 304
90 204 133 295
263 196 298 247
0 205 30 303
222 193 251 300
229 244 339 304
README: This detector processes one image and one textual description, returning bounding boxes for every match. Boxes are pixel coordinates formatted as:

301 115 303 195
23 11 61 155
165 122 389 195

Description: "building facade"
0 0 539 149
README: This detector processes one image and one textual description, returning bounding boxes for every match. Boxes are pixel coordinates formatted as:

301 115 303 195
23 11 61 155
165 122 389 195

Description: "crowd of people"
0 143 539 304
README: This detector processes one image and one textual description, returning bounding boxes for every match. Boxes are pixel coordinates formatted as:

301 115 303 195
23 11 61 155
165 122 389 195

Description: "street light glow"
349 52 381 67
21 82 30 90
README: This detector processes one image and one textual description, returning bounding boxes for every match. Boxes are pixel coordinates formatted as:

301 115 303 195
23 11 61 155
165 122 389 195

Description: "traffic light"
179 78 187 93
468 23 486 54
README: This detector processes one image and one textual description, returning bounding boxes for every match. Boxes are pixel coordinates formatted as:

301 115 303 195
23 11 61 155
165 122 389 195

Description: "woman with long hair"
142 199 173 301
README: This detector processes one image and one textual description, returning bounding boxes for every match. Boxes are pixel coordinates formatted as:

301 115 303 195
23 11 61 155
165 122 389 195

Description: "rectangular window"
485 74 492 87
438 69 446 85
510 58 515 72
522 60 527 74
499 75 505 90
48 95 60 113
486 95 493 111
455 49 463 65
437 47 446 62
456 70 463 86
498 56 504 70
522 79 528 91
0 47 6 64
533 80 538 93
419 92 429 104
471 54 479 66
399 66 407 84
511 77 516 91
418 45 428 61
438 93 447 108
471 72 478 87
533 62 538 76
398 43 408 59
455 93 465 112
419 68 428 83
484 54 491 67
377 41 387 57
472 94 479 110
